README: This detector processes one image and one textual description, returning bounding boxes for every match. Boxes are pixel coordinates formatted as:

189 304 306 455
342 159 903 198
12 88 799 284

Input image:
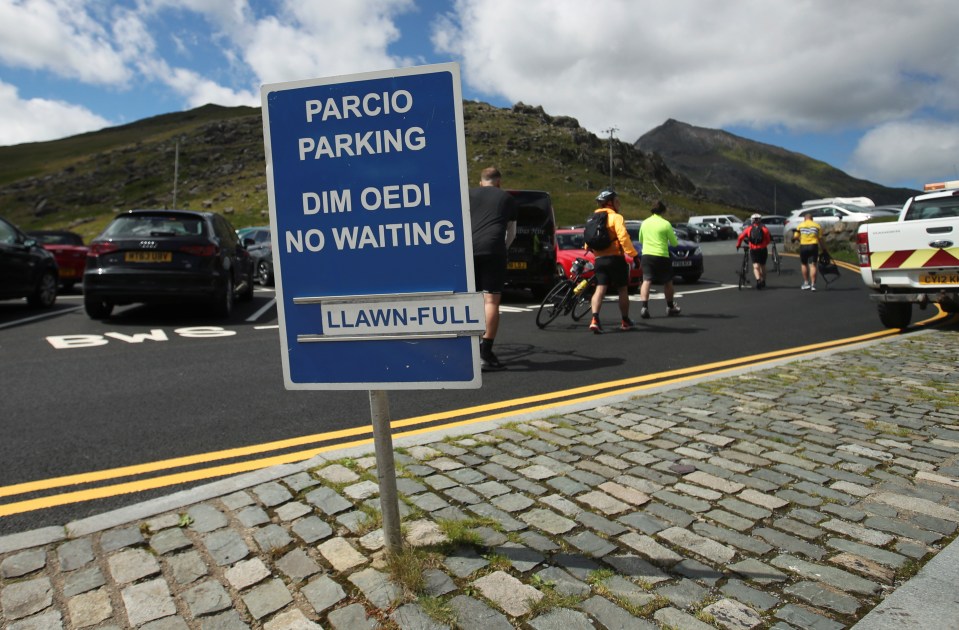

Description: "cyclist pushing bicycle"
735 213 773 289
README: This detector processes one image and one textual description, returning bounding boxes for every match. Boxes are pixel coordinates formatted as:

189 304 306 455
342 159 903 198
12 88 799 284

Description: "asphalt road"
0 244 898 534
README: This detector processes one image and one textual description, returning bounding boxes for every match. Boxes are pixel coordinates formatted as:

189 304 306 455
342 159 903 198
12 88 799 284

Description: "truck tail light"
856 232 871 267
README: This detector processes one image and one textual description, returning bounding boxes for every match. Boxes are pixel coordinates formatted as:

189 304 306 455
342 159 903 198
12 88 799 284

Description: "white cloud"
435 0 959 141
0 0 130 84
850 120 959 189
0 80 111 146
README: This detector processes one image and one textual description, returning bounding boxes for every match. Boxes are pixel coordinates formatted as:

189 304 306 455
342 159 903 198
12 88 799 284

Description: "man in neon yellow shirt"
637 200 680 319
792 210 823 291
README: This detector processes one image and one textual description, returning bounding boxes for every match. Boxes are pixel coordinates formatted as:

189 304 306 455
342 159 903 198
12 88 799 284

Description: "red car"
555 228 641 292
27 230 89 290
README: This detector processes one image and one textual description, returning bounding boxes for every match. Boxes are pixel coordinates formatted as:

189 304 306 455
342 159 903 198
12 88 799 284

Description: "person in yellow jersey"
586 188 638 333
793 210 823 291
638 200 680 318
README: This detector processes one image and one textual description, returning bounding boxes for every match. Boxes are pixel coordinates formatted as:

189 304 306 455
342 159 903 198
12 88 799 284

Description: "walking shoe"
640 307 650 320
480 352 505 372
810 286 817 292
667 304 682 316
589 319 604 334
801 282 811 290
620 318 634 331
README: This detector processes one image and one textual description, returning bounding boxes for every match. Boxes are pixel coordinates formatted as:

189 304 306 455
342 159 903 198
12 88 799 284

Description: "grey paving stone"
528 607 596 630
349 567 403 610
187 503 230 532
490 542 544 573
564 530 617 557
62 565 105 597
99 526 144 553
150 526 192 554
825 537 908 569
204 529 250 566
774 603 844 630
67 588 113 628
252 481 293 507
168 549 208 585
121 578 176 626
691 522 773 556
754 527 827 560
182 578 232 616
617 511 668 534
729 558 788 585
448 594 514 630
304 486 352 514
390 602 449 629
702 598 765 630
108 547 161 584
198 609 251 630
654 606 714 630
770 554 880 595
235 505 270 528
301 574 347 613
224 557 270 591
658 526 736 564
657 578 708 609
443 546 489 578
291 515 333 543
784 580 862 615
581 594 644 630
1 548 46 578
1 577 53 620
720 579 781 611
253 524 293 553
275 547 321 582
57 537 94 571
241 578 292 620
674 557 724 586
473 570 543 617
5 609 64 630
327 602 377 629
603 554 670 585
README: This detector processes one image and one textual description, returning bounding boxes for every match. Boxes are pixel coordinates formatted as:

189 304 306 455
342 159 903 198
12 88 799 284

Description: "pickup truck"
856 180 959 328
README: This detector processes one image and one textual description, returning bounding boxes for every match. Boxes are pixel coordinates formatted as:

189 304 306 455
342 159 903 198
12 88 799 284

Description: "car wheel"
84 296 113 319
239 271 255 302
27 270 57 308
257 260 274 286
555 263 566 280
216 276 234 318
877 302 911 329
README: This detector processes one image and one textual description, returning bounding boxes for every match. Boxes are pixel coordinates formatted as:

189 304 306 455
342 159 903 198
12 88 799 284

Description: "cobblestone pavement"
2 330 959 629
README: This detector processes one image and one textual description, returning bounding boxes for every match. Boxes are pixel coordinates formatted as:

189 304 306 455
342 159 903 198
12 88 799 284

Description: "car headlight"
693 246 702 256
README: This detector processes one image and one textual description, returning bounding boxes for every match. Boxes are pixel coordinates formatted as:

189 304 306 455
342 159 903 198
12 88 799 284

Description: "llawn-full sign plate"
261 63 483 390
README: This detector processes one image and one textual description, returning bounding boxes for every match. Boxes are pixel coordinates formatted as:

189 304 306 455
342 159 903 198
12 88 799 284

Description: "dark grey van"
505 190 557 298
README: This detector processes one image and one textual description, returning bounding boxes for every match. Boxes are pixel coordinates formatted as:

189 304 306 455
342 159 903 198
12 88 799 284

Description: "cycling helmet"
750 213 761 220
596 188 618 204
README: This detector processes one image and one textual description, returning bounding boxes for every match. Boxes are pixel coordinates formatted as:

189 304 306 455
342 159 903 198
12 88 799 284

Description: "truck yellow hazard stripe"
872 247 959 270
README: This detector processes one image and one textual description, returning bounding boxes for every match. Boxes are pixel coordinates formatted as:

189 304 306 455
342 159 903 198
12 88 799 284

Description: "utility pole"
603 127 618 189
172 140 180 210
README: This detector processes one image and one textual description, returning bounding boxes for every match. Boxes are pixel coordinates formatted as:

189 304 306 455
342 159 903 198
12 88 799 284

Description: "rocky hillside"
635 119 919 213
0 103 722 242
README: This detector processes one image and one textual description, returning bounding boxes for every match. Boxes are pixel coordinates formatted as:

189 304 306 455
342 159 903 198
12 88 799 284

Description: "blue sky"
1 0 958 194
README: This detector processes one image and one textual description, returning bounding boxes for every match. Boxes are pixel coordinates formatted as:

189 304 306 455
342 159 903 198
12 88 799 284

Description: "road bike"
770 241 782 275
535 257 595 328
736 246 750 290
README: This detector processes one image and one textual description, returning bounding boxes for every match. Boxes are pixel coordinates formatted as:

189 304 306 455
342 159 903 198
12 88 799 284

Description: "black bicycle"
737 246 750 290
536 257 595 328
770 240 782 275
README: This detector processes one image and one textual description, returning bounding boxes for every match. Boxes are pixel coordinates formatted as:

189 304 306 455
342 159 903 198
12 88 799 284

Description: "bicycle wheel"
771 244 781 275
536 281 572 328
738 253 749 290
571 285 593 321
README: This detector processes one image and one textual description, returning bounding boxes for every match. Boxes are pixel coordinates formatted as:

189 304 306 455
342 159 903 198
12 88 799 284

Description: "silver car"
759 215 787 241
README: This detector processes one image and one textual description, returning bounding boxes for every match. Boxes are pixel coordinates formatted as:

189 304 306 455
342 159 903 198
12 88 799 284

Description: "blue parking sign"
261 63 483 390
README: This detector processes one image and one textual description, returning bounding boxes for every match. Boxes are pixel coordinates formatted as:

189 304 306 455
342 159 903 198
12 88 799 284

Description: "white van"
687 214 744 239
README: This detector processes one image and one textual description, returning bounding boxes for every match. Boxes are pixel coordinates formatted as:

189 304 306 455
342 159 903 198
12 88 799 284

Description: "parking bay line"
0 326 915 517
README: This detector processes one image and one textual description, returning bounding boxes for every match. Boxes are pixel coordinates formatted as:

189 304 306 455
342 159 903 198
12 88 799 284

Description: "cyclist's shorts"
473 254 507 293
593 255 629 289
641 254 673 284
750 248 768 265
799 244 819 265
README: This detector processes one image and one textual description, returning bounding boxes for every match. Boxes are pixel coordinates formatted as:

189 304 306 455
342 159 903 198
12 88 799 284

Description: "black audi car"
83 210 254 319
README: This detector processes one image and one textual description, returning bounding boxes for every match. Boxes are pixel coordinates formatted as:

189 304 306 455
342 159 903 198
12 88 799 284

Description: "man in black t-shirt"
469 167 518 371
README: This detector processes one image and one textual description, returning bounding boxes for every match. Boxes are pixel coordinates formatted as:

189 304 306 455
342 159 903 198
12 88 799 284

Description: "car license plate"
920 272 959 284
672 260 693 267
507 261 527 270
125 251 172 263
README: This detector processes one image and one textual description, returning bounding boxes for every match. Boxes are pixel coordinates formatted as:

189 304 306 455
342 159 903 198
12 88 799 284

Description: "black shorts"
593 255 629 289
474 254 507 293
799 244 819 265
750 248 768 265
641 254 673 284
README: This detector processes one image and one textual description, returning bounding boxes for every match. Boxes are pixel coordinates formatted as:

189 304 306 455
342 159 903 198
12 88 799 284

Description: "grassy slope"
0 102 742 242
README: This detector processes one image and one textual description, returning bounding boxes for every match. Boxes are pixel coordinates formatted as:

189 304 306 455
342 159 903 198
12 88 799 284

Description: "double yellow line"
0 318 941 518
